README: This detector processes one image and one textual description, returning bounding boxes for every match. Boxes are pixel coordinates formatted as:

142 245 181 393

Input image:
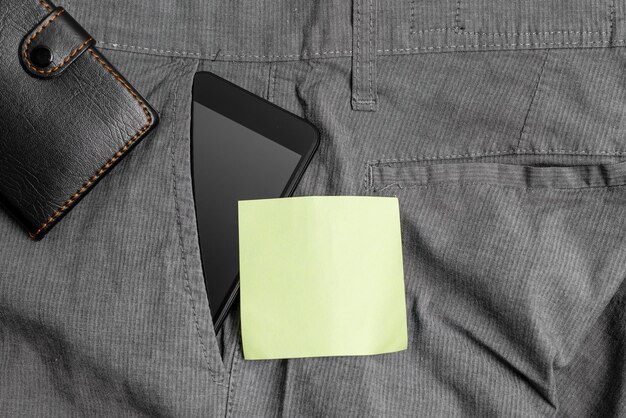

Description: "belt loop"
351 0 378 111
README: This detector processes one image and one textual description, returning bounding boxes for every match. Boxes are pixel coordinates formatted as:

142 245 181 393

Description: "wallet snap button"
30 46 53 68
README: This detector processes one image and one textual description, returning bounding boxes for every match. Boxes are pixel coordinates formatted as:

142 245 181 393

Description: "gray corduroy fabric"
3 0 626 416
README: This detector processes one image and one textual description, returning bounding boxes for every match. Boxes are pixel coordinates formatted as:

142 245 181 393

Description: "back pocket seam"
368 158 626 192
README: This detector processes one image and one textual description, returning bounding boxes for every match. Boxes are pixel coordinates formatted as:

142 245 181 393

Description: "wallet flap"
20 7 94 78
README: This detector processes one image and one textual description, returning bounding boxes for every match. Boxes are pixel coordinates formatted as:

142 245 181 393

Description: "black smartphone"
191 72 320 332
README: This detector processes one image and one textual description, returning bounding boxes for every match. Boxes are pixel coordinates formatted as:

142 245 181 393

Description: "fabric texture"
2 0 626 416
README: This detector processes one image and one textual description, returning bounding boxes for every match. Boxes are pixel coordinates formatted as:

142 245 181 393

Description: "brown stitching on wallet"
22 8 94 75
30 48 152 238
38 0 52 12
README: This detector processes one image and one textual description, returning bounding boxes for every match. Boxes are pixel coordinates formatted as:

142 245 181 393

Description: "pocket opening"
369 154 626 192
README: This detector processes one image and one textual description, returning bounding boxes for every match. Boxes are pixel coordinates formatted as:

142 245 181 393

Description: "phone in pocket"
191 72 320 332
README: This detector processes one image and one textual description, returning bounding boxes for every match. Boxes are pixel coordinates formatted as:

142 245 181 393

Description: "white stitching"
170 102 227 385
368 0 374 104
516 50 550 150
378 40 615 53
409 0 415 33
609 0 617 42
96 41 352 59
356 0 361 101
372 181 626 192
412 28 609 36
368 149 626 166
96 38 626 62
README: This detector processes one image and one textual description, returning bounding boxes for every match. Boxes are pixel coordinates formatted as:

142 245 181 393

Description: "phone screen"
191 101 304 327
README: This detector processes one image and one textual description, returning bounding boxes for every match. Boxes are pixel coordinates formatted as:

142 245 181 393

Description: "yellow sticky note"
238 196 407 360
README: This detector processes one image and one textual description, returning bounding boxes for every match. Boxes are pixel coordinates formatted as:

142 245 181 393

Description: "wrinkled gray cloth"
2 0 626 416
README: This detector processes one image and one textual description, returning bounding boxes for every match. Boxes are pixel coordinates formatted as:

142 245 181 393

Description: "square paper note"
238 196 407 360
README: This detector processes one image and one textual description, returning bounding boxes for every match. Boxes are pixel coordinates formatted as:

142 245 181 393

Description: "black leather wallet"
0 0 159 239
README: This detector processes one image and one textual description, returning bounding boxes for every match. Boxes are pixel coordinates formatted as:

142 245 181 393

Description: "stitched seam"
38 0 51 12
457 29 607 36
272 64 278 101
96 42 353 59
225 334 241 417
517 50 550 150
609 0 617 43
368 0 374 104
354 0 378 107
170 134 225 385
96 38 626 62
355 0 361 103
26 37 94 75
414 28 608 37
361 161 374 193
31 48 152 237
379 39 620 53
368 149 626 166
22 9 94 76
267 63 277 103
372 181 626 192
409 0 415 33
170 59 227 384
171 145 219 382
411 28 611 36
455 1 462 33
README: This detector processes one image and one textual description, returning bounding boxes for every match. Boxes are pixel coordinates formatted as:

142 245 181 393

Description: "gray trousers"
2 0 626 416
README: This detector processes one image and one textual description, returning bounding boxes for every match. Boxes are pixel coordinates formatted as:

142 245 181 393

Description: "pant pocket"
370 155 626 191
367 155 626 411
